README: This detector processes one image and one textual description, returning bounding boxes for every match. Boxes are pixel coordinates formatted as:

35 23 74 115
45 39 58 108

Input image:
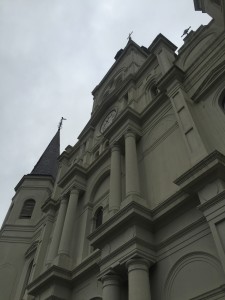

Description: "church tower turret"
0 129 60 300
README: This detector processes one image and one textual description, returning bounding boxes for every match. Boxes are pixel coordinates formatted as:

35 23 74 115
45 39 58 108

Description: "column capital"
60 194 69 204
124 129 136 139
126 258 151 272
101 273 121 287
110 142 121 152
70 187 80 196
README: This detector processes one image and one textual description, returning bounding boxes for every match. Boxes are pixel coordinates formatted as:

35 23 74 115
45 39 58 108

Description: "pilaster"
45 195 68 266
57 188 79 267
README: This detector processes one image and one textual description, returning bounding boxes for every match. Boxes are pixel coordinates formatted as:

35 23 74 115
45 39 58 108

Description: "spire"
30 130 60 180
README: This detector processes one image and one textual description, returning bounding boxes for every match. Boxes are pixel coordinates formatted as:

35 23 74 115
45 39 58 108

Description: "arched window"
21 259 34 299
150 84 159 97
104 140 109 149
94 150 100 159
221 96 225 111
94 207 103 229
20 199 35 219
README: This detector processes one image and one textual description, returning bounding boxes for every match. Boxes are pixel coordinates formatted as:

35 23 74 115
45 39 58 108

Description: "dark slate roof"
30 130 60 180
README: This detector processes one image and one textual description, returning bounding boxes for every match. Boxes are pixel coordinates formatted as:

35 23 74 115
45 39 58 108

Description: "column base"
121 193 146 208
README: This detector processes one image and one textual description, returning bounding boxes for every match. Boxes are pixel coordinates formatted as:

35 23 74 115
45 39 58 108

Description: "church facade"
1 1 225 299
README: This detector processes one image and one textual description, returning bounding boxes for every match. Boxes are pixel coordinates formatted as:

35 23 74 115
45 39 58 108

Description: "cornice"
15 174 54 192
174 150 225 192
98 236 156 270
41 197 59 213
58 163 87 190
157 65 185 92
156 216 206 252
71 249 101 282
190 284 225 300
151 190 191 220
28 265 72 296
198 190 225 213
88 201 153 248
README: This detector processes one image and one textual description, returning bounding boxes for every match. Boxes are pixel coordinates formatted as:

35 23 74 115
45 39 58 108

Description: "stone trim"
174 150 225 192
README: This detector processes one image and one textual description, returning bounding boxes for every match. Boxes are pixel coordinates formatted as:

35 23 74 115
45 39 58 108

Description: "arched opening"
218 90 225 112
19 199 35 219
221 96 225 111
94 206 103 229
150 84 159 98
104 140 109 149
21 259 34 299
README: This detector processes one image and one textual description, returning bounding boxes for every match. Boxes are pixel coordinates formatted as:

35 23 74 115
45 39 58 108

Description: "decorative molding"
198 190 225 212
156 216 206 252
192 60 225 102
27 265 71 296
174 150 225 192
157 66 185 92
164 251 224 300
88 201 153 248
25 240 39 258
190 284 225 300
142 121 178 156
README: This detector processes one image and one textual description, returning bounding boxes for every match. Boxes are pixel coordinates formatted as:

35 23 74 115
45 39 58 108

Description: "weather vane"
58 117 67 130
181 26 191 38
127 31 133 41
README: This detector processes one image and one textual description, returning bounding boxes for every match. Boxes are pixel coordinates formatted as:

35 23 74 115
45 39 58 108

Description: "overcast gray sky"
0 0 210 226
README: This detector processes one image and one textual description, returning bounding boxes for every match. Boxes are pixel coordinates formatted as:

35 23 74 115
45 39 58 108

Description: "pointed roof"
30 130 60 180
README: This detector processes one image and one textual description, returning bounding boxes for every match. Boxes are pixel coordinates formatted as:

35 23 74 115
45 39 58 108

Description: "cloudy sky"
0 0 210 226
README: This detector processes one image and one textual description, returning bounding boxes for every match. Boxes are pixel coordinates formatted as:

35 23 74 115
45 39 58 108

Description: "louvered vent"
20 199 35 219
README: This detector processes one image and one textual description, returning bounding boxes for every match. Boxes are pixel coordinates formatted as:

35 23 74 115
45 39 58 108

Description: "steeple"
30 129 60 180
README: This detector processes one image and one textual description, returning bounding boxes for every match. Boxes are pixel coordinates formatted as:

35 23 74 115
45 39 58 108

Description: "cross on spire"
58 117 67 131
127 31 133 41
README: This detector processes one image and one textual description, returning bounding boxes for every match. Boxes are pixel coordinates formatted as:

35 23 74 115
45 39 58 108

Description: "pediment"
92 41 148 105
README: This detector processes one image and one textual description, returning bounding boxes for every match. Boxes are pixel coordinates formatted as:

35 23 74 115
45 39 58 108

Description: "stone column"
126 259 151 300
109 144 122 214
45 196 68 265
125 131 140 197
58 188 79 256
102 274 121 300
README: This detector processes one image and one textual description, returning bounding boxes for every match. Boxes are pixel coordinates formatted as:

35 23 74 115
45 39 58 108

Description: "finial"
181 26 191 38
127 31 133 41
58 117 67 131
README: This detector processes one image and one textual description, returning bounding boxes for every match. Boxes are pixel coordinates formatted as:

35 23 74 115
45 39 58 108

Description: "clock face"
100 109 117 133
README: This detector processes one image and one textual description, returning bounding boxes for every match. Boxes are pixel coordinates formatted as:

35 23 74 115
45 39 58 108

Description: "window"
151 84 159 97
221 97 225 111
21 259 33 299
104 140 109 149
94 207 103 229
20 199 35 219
